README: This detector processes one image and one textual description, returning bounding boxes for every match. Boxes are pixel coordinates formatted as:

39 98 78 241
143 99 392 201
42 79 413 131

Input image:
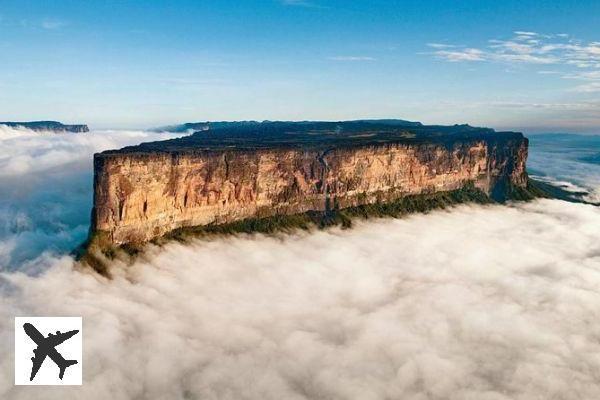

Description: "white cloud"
0 126 186 268
328 56 376 61
565 70 600 80
2 117 600 398
427 43 456 49
490 40 538 54
514 31 538 36
434 48 485 62
492 53 558 64
572 82 600 93
0 126 182 177
2 200 600 399
427 31 600 93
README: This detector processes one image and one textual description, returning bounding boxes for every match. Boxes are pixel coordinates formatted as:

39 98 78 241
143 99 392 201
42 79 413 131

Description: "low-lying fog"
1 127 599 399
0 126 184 268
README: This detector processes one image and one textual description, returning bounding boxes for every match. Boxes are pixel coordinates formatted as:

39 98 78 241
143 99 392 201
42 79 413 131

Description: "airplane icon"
23 322 79 381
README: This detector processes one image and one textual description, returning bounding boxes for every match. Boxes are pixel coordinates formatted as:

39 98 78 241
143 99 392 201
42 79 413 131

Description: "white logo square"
14 317 82 385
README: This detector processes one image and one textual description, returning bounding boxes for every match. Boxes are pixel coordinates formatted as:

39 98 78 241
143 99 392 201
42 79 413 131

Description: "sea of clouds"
1 127 600 399
0 126 184 269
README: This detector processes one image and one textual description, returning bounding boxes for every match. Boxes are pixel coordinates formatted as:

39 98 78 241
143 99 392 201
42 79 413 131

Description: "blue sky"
0 0 599 131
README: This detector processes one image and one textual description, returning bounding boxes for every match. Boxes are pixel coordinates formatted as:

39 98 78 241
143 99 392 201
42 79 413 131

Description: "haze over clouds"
527 134 600 203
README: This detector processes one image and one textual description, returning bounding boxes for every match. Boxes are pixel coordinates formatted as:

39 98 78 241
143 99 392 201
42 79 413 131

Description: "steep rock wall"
91 136 528 245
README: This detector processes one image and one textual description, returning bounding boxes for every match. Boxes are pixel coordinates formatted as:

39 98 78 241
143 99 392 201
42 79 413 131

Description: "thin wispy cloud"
432 99 600 114
41 19 65 30
17 18 67 30
328 56 376 62
426 43 456 49
158 77 230 87
427 31 600 93
280 0 319 7
537 70 560 74
431 48 485 62
420 99 600 131
430 31 600 66
571 82 600 93
565 70 600 80
484 100 600 111
494 100 600 129
514 31 538 36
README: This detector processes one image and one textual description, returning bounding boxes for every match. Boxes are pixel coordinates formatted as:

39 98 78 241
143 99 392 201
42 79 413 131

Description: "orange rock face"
91 135 528 245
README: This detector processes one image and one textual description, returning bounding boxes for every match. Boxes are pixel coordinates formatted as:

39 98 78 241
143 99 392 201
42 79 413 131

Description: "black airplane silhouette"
23 322 79 381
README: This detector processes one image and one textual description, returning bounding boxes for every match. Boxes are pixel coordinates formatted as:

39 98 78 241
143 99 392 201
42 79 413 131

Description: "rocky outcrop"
90 121 529 245
0 121 89 133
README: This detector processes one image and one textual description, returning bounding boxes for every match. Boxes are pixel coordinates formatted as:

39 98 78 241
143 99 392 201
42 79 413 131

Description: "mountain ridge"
0 120 89 133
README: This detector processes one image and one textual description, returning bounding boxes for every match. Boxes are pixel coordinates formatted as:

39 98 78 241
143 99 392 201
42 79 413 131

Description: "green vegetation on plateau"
106 120 523 154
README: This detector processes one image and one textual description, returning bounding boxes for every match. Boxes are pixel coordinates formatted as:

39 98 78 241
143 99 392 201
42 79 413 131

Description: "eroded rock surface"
91 121 528 245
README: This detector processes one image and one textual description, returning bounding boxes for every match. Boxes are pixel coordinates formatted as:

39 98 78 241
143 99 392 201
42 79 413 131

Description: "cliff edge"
88 121 530 250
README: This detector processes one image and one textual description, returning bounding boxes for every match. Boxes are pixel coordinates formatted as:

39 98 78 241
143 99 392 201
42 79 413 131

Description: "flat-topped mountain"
154 120 259 133
89 120 533 253
0 120 89 133
153 119 423 134
114 120 514 153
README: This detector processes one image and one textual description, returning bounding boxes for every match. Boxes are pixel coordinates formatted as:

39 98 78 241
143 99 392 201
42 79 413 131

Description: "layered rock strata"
91 121 528 245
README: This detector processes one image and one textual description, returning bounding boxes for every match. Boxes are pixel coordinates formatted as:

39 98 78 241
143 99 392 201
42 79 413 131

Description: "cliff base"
79 180 550 276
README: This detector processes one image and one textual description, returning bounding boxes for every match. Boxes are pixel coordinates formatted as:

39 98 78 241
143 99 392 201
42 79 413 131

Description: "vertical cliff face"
90 122 528 246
